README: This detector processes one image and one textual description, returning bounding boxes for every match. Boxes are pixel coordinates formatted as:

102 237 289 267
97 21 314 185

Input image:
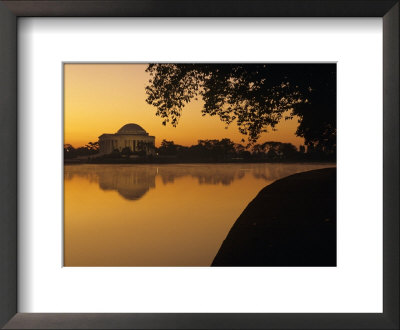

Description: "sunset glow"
64 63 305 148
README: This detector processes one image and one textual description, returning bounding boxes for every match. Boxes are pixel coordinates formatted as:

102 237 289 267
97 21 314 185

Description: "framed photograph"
61 62 336 268
0 1 398 329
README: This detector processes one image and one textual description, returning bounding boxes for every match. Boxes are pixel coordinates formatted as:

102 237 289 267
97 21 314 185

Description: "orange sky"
64 64 305 148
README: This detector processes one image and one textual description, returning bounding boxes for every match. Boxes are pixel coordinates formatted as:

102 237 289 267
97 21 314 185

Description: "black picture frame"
0 1 398 329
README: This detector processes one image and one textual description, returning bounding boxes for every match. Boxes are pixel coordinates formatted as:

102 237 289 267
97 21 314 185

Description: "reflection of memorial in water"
64 163 334 202
98 167 157 200
65 166 157 201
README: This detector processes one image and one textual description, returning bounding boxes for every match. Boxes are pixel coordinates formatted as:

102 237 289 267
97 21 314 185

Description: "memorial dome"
117 123 147 135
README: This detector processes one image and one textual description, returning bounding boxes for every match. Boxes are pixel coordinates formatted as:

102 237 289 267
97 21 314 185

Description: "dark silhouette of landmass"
212 168 336 266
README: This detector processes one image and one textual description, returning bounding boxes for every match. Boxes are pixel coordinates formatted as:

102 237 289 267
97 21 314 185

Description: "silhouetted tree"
141 141 156 155
158 140 178 156
252 141 298 161
85 141 99 152
64 144 76 159
189 139 236 161
110 148 121 158
121 146 131 157
233 143 251 159
145 64 336 155
64 142 99 159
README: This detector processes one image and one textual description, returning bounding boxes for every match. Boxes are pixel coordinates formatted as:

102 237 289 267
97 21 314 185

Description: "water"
64 163 334 266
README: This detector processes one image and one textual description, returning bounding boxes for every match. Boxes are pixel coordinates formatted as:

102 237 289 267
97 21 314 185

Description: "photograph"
63 63 336 267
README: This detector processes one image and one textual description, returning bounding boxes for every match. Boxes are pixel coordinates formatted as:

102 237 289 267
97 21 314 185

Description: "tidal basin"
64 163 334 266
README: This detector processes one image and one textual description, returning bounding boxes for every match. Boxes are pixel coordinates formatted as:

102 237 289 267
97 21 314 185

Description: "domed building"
98 123 155 155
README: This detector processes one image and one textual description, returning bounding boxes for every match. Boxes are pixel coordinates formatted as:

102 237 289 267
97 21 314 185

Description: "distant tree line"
64 138 334 162
64 142 99 159
156 138 334 162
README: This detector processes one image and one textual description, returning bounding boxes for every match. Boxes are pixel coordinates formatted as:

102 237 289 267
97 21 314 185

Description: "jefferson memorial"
98 123 155 155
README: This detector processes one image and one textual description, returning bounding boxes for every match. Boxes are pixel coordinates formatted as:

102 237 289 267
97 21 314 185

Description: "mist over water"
64 163 335 266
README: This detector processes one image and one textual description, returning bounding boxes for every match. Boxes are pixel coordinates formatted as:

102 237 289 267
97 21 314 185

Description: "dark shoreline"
212 167 337 267
64 159 336 165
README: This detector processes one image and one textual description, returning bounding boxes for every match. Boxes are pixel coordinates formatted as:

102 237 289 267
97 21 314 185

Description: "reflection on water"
65 163 331 202
65 166 157 201
64 163 335 266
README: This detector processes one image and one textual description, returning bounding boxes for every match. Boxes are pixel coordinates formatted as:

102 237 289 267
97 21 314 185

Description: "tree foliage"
64 142 99 159
145 64 336 153
252 141 298 161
